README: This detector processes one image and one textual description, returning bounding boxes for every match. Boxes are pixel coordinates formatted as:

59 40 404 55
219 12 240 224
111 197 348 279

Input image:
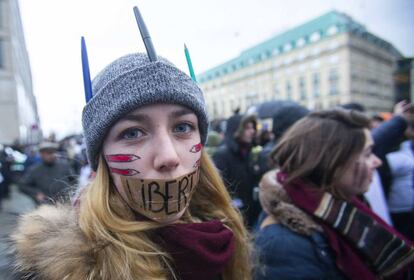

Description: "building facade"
198 11 402 119
394 58 413 103
0 0 40 145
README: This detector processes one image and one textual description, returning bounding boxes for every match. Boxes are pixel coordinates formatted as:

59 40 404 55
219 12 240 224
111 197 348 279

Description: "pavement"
0 185 35 280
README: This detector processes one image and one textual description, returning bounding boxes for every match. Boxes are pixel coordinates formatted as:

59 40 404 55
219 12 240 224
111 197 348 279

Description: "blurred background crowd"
1 99 414 238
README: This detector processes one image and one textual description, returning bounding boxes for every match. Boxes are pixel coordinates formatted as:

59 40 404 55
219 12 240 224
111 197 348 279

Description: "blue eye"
174 123 193 134
122 128 143 139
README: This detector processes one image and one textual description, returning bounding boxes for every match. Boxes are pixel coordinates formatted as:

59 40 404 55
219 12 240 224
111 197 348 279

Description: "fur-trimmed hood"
258 170 321 235
11 205 100 280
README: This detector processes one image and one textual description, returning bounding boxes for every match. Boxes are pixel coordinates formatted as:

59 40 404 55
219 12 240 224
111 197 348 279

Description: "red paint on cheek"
190 143 202 153
110 167 140 176
105 154 140 162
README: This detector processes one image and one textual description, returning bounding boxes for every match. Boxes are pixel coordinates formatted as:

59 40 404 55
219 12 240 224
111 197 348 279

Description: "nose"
371 154 382 168
153 133 180 172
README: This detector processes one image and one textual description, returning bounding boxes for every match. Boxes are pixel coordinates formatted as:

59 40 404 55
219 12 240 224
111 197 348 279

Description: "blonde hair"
78 150 251 279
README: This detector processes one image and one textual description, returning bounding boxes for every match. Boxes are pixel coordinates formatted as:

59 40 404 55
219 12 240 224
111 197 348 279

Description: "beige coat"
11 205 101 279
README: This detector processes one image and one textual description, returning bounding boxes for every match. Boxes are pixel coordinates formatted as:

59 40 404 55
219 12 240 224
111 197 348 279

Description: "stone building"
198 11 402 119
0 0 40 145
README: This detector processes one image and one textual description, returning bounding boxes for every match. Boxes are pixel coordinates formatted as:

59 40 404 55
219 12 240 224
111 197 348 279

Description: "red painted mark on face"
193 159 201 168
110 167 140 176
190 143 202 153
105 154 140 162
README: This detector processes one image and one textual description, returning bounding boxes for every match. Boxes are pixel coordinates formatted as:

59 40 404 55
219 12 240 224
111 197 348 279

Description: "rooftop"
198 10 401 83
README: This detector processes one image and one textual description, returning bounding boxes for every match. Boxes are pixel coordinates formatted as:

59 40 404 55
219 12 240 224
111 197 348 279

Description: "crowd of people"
2 5 413 280
0 135 91 208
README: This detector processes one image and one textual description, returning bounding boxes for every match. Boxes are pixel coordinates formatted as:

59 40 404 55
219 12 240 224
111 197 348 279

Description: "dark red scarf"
157 220 235 280
277 172 414 280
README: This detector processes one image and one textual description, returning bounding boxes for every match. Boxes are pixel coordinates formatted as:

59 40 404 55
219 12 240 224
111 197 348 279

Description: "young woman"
11 10 251 279
254 109 414 280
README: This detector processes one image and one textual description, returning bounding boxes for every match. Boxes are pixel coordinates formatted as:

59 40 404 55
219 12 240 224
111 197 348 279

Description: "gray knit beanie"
82 53 208 170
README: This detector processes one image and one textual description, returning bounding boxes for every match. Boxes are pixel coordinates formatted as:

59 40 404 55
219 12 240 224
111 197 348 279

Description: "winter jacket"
11 204 229 280
11 205 99 279
372 116 407 198
19 160 75 203
386 140 414 213
213 114 260 227
253 171 347 280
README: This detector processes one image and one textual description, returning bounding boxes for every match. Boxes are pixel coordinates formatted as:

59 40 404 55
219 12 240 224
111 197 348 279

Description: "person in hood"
11 7 251 280
257 102 309 177
254 109 414 280
213 113 260 227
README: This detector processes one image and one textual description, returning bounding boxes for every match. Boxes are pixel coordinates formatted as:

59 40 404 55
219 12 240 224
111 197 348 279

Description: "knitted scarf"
277 172 414 280
157 220 235 280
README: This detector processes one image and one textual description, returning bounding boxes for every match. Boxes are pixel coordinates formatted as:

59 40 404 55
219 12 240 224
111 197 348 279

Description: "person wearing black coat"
213 113 260 227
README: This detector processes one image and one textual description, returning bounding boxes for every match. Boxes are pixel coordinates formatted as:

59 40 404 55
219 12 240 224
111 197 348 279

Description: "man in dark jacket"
19 142 75 204
0 145 13 209
213 113 260 227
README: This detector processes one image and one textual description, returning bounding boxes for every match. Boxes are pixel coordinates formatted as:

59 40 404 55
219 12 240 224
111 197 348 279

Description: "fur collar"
259 170 321 235
11 204 99 280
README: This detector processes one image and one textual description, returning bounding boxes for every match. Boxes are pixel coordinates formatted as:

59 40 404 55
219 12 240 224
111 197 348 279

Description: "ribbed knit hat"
82 53 208 170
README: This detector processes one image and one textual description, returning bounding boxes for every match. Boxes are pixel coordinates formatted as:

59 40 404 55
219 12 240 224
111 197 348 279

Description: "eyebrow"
119 114 150 123
118 108 195 123
170 108 195 118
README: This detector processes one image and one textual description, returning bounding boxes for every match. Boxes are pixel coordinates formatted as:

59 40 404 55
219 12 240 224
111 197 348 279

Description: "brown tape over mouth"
119 169 199 221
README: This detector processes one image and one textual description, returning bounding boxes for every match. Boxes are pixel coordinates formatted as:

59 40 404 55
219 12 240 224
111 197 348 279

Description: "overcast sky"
18 0 414 139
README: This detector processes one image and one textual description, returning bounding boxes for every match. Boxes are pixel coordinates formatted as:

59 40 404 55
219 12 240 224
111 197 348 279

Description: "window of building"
283 43 292 52
272 48 280 56
329 68 339 95
312 73 320 97
213 101 218 117
329 68 339 81
296 38 306 48
274 83 280 98
299 76 306 100
286 81 292 100
310 32 321 42
327 25 338 36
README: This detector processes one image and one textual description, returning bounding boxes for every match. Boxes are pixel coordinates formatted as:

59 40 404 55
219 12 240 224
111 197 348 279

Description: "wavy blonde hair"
78 150 251 279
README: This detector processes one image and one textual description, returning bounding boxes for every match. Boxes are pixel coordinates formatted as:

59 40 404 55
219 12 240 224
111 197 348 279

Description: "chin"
361 183 370 194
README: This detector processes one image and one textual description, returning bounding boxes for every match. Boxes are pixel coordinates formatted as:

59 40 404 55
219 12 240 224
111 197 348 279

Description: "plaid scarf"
278 172 414 279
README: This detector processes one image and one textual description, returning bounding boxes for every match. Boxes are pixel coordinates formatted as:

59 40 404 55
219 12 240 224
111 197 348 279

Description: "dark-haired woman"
254 109 414 280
